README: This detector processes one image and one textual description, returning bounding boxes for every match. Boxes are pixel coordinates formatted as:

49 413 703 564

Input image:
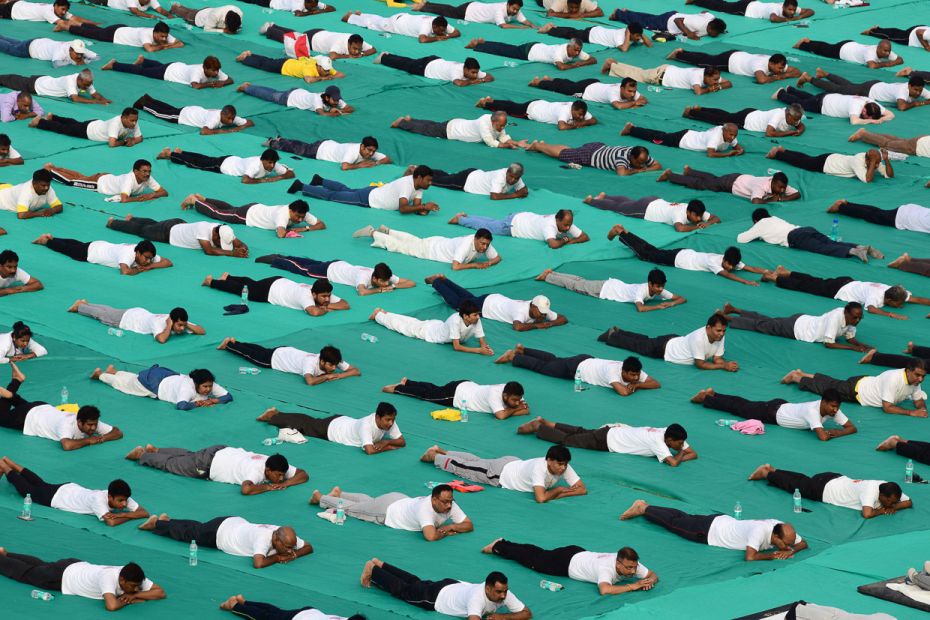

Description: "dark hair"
348 33 364 46
665 423 687 441
555 209 572 221
108 479 131 498
458 299 480 317
773 523 786 538
909 75 926 89
783 0 798 6
627 22 643 35
884 285 908 305
132 159 151 171
372 262 393 282
485 571 508 587
375 402 396 418
224 10 241 31
707 312 728 328
463 57 480 71
475 228 493 242
53 0 70 6
772 171 789 185
77 405 101 422
361 136 378 148
431 483 453 498
221 104 237 119
821 388 842 404
0 250 19 264
11 321 31 339
907 358 927 372
862 102 882 119
843 301 862 314
704 67 721 78
169 307 188 322
879 481 902 498
119 563 145 584
502 381 524 397
567 0 581 5
707 18 726 35
751 207 771 223
620 77 637 89
622 356 642 373
647 268 666 286
347 616 367 620
686 200 705 217
617 547 639 562
546 445 571 463
770 53 786 65
261 148 280 162
153 20 169 34
433 15 448 28
265 453 289 473
506 0 522 6
33 168 53 184
412 164 432 178
629 145 649 160
319 344 342 365
189 368 215 386
311 279 334 294
723 247 742 266
135 240 156 257
570 100 588 114
289 199 310 215
0 134 10 147
203 55 221 71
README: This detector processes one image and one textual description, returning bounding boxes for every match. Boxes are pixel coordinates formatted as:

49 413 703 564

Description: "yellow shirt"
280 57 336 79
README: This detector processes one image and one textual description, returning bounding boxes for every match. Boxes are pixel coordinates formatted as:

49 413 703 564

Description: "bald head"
275 526 298 547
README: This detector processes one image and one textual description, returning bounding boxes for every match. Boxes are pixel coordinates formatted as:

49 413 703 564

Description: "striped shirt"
590 145 655 171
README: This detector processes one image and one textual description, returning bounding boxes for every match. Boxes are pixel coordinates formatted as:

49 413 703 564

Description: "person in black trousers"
763 266 921 314
828 199 900 227
877 435 930 464
382 377 528 419
688 0 811 21
363 560 458 610
204 275 281 301
863 24 930 46
775 86 885 119
860 344 930 370
539 21 651 49
219 595 366 619
0 551 80 591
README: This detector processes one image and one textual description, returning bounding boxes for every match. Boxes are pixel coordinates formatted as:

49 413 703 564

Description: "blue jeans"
457 213 514 236
610 9 674 30
300 178 374 207
432 277 489 311
244 84 294 107
0 35 33 58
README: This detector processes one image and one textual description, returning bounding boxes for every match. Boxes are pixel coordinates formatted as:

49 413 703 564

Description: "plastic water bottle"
573 369 585 393
189 540 198 566
31 590 53 601
504 60 518 68
766 168 781 175
906 459 914 484
715 419 737 427
647 85 663 93
361 332 378 343
239 366 261 375
795 19 810 27
241 285 249 306
425 481 441 489
829 218 841 242
539 579 563 591
380 32 392 38
786 56 800 63
59 386 68 405
460 399 469 423
107 327 123 337
262 437 282 446
335 499 345 525
20 493 32 521
793 488 802 513
733 501 742 520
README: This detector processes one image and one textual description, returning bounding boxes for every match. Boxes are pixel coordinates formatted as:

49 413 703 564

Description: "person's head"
685 199 706 223
0 250 20 278
132 158 152 183
0 134 10 159
483 572 510 604
120 107 139 131
318 344 343 373
458 299 481 326
565 0 581 13
664 423 687 451
260 148 280 171
219 105 239 127
771 171 790 195
908 75 927 100
118 563 146 594
374 402 397 430
864 148 883 167
211 225 235 251
502 381 525 408
15 91 33 116
270 526 300 555
621 356 643 385
544 445 571 476
430 483 454 513
751 207 773 224
303 0 320 9
76 405 102 435
772 523 798 548
107 479 132 510
463 57 482 80
347 33 365 56
490 110 508 132
263 454 290 483
554 209 575 233
876 39 893 59
567 37 584 58
615 547 640 577
861 102 883 120
705 312 728 342
707 18 727 37
224 9 241 33
819 388 842 416
152 20 171 44
133 240 157 267
505 0 523 15
505 162 524 186
883 285 908 308
311 278 334 307
360 136 379 159
68 39 87 63
168 307 189 332
570 100 588 122
371 262 394 289
647 268 667 297
32 168 53 195
768 53 787 75
473 228 493 253
76 68 94 91
528 295 551 322
288 199 310 222
702 67 721 88
627 22 644 43
322 85 342 108
412 164 433 190
628 146 651 169
10 321 32 350
53 0 70 18
781 0 798 17
905 358 927 386
431 15 448 35
722 122 739 143
189 368 215 395
619 77 638 101
786 103 804 127
203 55 222 78
878 482 903 508
721 247 741 272
843 301 863 326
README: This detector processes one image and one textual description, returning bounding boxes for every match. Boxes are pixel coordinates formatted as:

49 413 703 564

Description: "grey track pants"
433 451 518 486
77 303 127 328
544 271 605 298
319 491 409 524
138 445 226 479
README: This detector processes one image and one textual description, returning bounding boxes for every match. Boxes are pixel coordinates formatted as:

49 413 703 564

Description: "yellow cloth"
56 403 79 413
281 57 336 79
430 408 462 421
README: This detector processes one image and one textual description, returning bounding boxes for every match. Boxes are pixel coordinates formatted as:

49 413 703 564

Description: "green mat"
2 0 930 617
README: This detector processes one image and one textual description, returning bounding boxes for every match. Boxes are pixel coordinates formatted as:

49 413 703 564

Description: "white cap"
218 225 235 251
70 40 87 54
531 295 551 314
313 55 333 72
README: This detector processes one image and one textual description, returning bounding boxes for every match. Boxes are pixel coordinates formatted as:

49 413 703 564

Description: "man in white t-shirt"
311 483 473 539
370 306 491 355
32 107 142 147
393 111 525 148
46 160 168 203
289 166 437 214
127 444 309 494
543 0 602 19
0 68 111 105
3 398 122 451
384 377 529 419
259 402 404 454
0 250 43 296
356 226 502 270
0 36 97 68
466 36 596 70
0 457 147 526
107 216 246 257
798 71 929 111
767 145 892 184
478 96 596 129
600 312 739 371
722 301 870 350
450 209 588 248
170 2 241 32
541 267 685 312
267 135 392 170
692 387 858 441
378 52 495 86
0 169 63 220
610 8 726 39
259 255 414 296
345 11 459 42
66 21 183 52
138 95 252 134
684 103 806 137
830 199 930 234
485 540 656 595
670 48 800 84
264 24 376 59
622 121 743 157
218 595 355 619
749 464 912 518
85 0 172 18
187 196 323 237
141 514 311 567
422 444 586 502
737 207 879 263
593 196 719 233
35 235 172 275
412 0 533 29
204 274 349 316
496 345 660 396
70 301 204 343
794 37 902 69
362 560 530 618
159 147 294 184
605 60 731 95
620 500 807 561
0 0 92 26
104 54 232 89
688 0 813 22
219 340 359 385
238 83 353 117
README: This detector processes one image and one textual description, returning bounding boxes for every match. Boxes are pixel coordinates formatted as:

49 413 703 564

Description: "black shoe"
286 179 303 194
255 253 285 264
310 174 324 186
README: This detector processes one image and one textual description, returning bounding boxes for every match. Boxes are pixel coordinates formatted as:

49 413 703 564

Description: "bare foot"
766 146 784 159
620 121 633 136
235 50 252 62
848 128 865 142
475 96 492 108
236 81 251 92
906 341 914 354
448 212 466 225
516 416 544 434
256 407 278 422
774 265 790 277
620 499 648 520
360 559 377 588
896 67 913 77
420 444 444 462
827 199 846 212
219 595 242 611
105 364 116 375
748 464 772 481
125 446 145 461
390 115 411 128
309 490 322 505
876 435 902 451
32 233 52 245
368 307 384 321
156 147 172 160
600 58 616 74
607 223 625 240
138 514 159 530
9 362 24 383
859 348 876 364
793 37 810 48
537 22 554 33
217 336 236 350
68 299 88 313
722 302 738 315
102 59 116 71
535 268 553 281
666 47 683 60
814 67 828 79
202 275 213 287
464 37 484 49
690 387 714 404
867 246 883 260
656 169 672 182
781 369 803 384
771 87 784 100
180 193 203 209
424 273 445 284
888 253 909 269
90 367 103 380
482 537 503 554
495 349 516 364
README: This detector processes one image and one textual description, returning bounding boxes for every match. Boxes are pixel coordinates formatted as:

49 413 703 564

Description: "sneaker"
278 427 307 444
286 179 303 194
261 137 279 148
316 509 338 523
352 225 374 238
259 21 273 34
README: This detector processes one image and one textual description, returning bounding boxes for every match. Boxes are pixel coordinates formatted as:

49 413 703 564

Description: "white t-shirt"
599 279 674 304
215 516 306 556
11 1 70 22
155 374 227 406
667 12 715 36
434 583 525 618
61 563 154 599
292 611 346 620
86 241 160 269
108 0 162 11
821 477 909 510
855 369 927 407
314 140 386 164
208 447 298 484
113 26 177 47
286 89 347 111
775 400 850 429
425 313 485 343
744 1 785 18
309 30 374 54
499 457 581 492
568 552 650 584
674 249 742 275
661 66 707 89
464 1 526 24
707 517 800 551
119 308 169 336
834 280 900 308
481 293 558 324
908 26 930 47
245 204 317 229
51 483 139 519
894 203 930 232
736 216 798 246
578 358 648 388
267 278 341 311
164 62 229 85
820 94 884 118
386 13 452 36
28 38 96 65
384 495 468 530
527 100 591 125
678 125 738 152
743 107 795 133
178 106 247 129
0 181 60 213
326 412 400 448
605 425 688 461
823 152 888 182
582 81 642 104
327 261 396 289
588 25 626 47
453 382 506 413
446 115 511 147
85 116 142 143
527 43 591 64
868 81 929 103
510 212 582 240
22 405 113 440
271 347 348 377
168 221 217 249
423 58 487 81
792 307 856 343
727 51 771 76
220 156 288 179
644 199 711 225
194 4 242 30
368 176 422 210
34 73 96 98
663 326 724 364
96 171 161 197
427 235 499 264
0 266 32 288
270 0 327 8
463 168 525 195
839 42 899 65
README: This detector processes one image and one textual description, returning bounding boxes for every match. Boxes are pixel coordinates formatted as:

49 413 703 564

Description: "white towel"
278 428 308 444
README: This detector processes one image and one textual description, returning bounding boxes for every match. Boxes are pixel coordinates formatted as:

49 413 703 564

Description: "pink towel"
732 420 765 435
